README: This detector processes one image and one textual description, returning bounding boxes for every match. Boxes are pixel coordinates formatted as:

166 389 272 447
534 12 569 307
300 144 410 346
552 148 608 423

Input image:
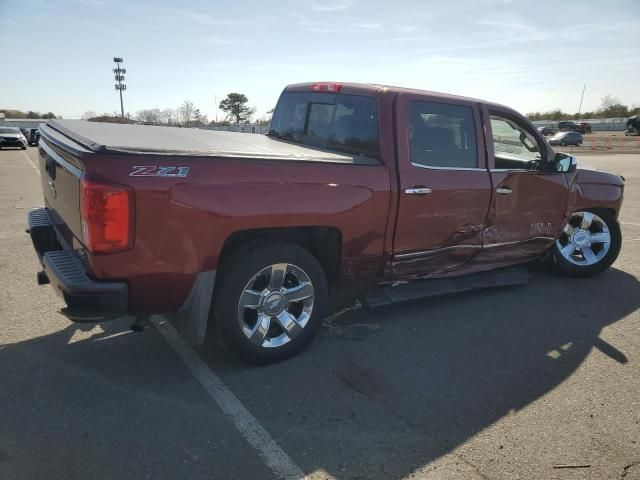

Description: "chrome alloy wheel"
237 263 315 348
556 211 611 266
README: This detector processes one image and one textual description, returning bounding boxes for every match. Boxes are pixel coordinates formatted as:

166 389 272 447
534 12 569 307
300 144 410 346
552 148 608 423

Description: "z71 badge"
129 166 190 178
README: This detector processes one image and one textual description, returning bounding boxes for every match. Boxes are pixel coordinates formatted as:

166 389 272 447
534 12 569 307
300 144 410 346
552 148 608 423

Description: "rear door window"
409 101 478 168
269 92 379 158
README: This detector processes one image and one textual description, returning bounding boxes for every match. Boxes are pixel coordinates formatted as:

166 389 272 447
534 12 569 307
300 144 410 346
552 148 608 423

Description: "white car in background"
0 127 28 150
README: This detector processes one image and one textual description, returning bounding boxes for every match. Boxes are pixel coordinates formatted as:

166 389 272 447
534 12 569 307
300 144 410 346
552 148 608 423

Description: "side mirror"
555 153 577 173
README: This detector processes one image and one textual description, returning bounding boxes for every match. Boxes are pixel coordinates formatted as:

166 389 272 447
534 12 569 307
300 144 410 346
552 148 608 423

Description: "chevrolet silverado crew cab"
28 82 625 363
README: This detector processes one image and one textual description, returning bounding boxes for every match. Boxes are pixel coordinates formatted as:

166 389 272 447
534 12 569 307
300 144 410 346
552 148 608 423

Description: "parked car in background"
625 116 640 136
549 131 583 146
26 128 40 146
558 121 578 132
576 122 591 134
537 126 556 136
0 127 28 150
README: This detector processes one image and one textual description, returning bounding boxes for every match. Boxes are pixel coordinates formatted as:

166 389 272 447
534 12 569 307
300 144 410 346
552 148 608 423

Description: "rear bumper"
27 208 128 322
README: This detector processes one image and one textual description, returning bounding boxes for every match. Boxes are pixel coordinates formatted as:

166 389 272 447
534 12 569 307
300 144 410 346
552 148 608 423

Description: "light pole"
577 84 586 120
113 57 127 119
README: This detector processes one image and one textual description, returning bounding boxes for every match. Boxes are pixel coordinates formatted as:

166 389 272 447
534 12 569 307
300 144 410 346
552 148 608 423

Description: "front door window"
490 115 544 171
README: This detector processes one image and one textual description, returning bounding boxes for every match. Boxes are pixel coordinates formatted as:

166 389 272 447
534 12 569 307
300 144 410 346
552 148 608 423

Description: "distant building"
205 123 269 134
4 118 49 129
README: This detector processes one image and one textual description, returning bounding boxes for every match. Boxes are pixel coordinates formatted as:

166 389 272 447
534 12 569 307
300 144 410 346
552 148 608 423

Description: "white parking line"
21 150 39 173
152 315 308 480
621 222 640 227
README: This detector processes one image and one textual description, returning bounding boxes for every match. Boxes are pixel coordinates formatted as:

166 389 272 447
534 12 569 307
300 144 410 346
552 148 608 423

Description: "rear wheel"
553 210 621 277
212 242 328 364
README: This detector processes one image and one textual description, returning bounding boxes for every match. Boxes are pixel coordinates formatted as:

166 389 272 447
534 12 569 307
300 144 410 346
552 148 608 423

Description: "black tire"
577 141 582 146
553 209 622 277
21 146 27 150
212 242 328 364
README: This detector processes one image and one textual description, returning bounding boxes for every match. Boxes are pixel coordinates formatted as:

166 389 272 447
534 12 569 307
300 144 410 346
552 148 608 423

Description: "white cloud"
306 0 353 12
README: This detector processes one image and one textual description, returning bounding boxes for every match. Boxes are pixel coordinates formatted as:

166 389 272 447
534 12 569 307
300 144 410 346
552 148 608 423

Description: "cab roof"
284 82 510 111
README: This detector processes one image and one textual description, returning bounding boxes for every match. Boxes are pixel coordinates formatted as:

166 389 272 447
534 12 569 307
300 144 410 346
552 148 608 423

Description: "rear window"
0 127 20 134
268 92 379 158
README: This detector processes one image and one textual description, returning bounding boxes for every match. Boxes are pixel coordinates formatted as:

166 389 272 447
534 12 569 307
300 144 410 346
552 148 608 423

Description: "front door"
392 95 492 277
477 107 569 265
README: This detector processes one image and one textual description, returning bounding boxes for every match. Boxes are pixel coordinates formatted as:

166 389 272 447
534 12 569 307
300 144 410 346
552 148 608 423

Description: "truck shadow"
0 267 638 480
206 265 640 479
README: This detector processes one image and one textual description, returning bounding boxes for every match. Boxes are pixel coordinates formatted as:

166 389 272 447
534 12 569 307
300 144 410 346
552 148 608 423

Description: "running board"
361 267 530 308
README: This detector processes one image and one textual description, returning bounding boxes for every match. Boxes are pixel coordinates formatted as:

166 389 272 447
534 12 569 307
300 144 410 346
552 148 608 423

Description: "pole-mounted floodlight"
113 57 126 119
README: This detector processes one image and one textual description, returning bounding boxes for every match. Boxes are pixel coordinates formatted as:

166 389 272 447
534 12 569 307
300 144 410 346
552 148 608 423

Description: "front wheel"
553 210 621 277
212 242 328 364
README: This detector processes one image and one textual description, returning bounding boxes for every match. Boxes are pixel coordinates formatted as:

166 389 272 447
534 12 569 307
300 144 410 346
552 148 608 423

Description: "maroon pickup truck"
28 82 625 363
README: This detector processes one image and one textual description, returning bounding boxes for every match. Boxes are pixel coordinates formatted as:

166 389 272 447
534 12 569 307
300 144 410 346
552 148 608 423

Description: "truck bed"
44 120 379 165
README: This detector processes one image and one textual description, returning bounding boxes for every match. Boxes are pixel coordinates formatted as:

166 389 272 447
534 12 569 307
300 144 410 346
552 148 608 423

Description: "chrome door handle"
496 187 512 195
404 187 432 195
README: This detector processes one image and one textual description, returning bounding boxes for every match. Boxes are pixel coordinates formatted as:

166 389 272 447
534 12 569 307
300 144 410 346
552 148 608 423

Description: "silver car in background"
0 127 28 150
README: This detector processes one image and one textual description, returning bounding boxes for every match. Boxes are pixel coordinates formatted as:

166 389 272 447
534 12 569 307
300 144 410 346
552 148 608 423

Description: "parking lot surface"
1 147 639 480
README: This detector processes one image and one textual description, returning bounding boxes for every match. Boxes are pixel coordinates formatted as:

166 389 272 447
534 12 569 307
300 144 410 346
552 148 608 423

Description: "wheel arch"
566 173 624 221
217 226 343 290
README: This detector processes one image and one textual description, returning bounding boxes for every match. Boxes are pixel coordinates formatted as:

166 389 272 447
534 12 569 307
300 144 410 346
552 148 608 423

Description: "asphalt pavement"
1 147 639 480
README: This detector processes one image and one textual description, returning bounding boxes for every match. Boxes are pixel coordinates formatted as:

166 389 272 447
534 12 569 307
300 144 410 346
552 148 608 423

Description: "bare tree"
160 108 175 125
136 108 165 125
82 111 97 120
178 101 197 127
600 95 622 111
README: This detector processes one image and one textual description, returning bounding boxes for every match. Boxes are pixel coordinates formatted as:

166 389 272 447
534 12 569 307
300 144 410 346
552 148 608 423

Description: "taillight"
311 82 341 93
80 177 133 254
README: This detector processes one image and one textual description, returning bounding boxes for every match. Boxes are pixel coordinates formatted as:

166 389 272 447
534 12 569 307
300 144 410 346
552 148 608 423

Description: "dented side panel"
390 92 492 277
485 171 569 243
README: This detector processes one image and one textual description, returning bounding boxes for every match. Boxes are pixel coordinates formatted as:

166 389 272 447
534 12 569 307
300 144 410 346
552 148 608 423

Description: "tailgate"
38 124 88 246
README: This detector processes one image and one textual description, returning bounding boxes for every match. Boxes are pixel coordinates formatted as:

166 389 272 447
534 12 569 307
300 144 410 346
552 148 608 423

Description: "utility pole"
113 57 127 119
577 84 586 120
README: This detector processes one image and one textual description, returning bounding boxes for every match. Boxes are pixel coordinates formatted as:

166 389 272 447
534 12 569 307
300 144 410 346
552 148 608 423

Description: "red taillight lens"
80 178 133 253
311 82 341 93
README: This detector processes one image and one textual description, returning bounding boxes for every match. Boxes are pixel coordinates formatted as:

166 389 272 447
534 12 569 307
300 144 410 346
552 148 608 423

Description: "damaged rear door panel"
391 94 491 277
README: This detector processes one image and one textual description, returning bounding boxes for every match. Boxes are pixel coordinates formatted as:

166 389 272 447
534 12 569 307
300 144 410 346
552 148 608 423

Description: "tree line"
81 93 261 127
527 95 639 121
1 109 58 119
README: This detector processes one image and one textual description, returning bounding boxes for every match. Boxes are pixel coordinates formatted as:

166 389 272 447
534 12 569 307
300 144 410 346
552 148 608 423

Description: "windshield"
0 127 20 134
269 92 379 158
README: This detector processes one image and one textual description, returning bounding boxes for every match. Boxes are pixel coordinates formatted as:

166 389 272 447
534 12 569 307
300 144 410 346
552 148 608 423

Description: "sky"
0 0 638 121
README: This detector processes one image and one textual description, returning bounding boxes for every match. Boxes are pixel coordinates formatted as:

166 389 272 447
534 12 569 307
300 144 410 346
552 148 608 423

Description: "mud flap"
176 270 216 345
361 267 530 308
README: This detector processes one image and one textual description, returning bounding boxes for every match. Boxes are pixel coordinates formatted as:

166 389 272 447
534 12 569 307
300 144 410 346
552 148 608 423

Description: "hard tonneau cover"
44 119 378 165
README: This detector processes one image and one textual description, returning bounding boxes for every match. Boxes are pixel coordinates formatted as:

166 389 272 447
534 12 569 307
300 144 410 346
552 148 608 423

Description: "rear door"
392 95 492 277
478 107 569 264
